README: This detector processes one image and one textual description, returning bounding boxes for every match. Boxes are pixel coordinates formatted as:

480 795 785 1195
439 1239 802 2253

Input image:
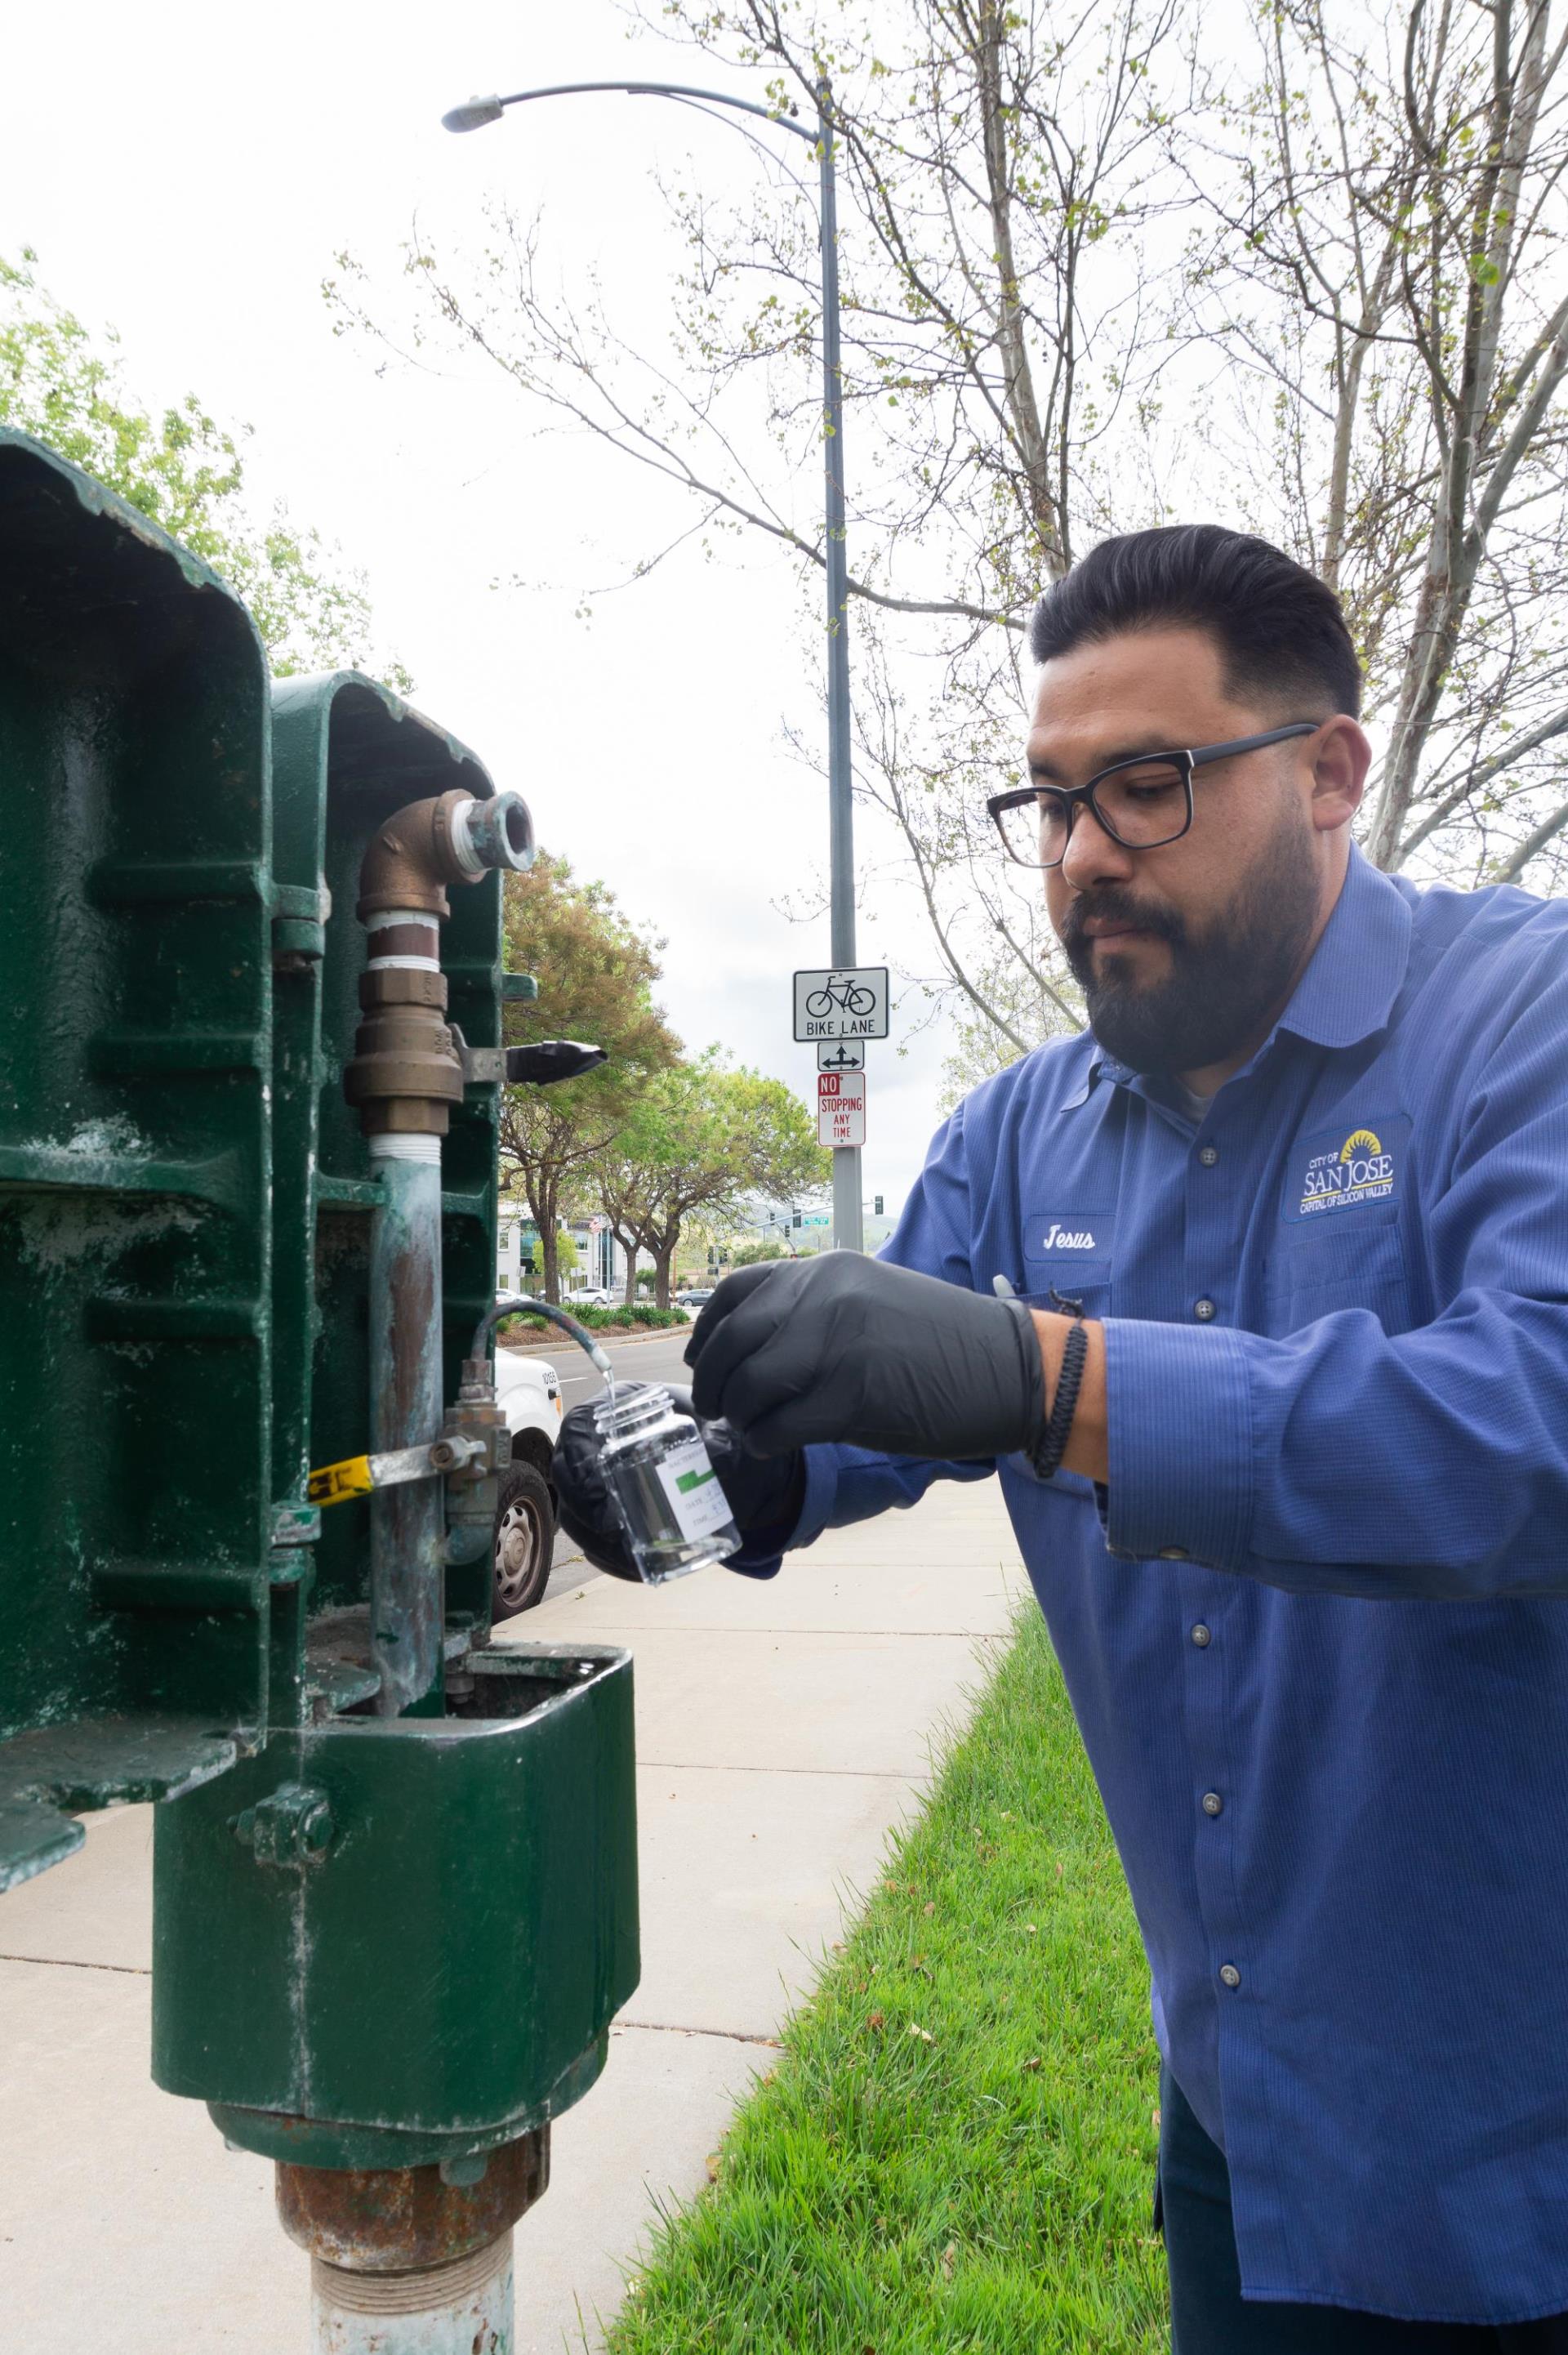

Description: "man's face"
1028 627 1343 1081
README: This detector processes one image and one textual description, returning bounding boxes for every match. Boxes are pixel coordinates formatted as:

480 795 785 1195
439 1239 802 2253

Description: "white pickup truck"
491 1351 565 1618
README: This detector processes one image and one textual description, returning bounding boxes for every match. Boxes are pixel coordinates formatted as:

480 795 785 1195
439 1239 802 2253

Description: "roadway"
521 1325 695 1415
499 1326 698 1602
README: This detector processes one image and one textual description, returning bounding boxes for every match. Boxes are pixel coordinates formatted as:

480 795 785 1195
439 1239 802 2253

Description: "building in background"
709 1195 901 1273
497 1209 626 1299
497 1192 906 1300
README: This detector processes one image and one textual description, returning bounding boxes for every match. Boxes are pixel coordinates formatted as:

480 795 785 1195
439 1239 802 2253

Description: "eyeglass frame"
986 722 1322 870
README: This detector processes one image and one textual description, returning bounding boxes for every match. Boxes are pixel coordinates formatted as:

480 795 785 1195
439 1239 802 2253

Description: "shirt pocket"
1020 1211 1116 1300
1264 1219 1412 1337
1017 1269 1114 1339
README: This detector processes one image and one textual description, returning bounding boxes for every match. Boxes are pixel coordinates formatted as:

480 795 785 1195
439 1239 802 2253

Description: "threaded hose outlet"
310 2232 512 2350
451 791 533 876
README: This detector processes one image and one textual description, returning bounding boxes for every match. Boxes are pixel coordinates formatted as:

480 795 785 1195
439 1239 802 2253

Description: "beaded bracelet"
1032 1288 1088 1483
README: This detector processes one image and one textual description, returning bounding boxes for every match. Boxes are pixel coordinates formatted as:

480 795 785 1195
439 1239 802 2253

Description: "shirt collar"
1060 1036 1105 1111
1058 846 1413 1108
1275 845 1413 1050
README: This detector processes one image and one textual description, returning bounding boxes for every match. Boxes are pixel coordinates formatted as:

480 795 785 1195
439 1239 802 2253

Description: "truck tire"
492 1461 555 1619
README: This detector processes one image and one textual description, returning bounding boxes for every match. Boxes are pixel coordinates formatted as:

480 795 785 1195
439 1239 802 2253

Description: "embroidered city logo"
1040 1221 1098 1251
1298 1126 1396 1217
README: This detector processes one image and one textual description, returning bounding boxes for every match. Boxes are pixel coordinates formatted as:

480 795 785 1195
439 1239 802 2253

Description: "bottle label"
657 1434 736 1542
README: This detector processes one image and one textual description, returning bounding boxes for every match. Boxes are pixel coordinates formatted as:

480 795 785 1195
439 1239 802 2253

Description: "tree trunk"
529 1175 561 1304
653 1246 675 1310
617 1232 639 1305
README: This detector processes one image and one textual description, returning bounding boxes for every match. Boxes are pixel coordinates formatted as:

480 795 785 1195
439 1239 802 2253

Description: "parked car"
564 1286 614 1308
491 1352 564 1618
674 1287 715 1310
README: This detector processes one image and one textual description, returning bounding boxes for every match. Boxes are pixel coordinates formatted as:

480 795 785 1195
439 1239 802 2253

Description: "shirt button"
1159 1546 1188 1560
1202 1791 1224 1817
1219 1963 1241 1989
1194 1297 1217 1321
1191 1623 1212 1647
1198 1145 1219 1167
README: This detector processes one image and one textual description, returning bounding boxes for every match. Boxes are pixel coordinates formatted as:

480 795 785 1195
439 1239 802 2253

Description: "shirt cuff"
723 1446 836 1576
721 1539 783 1580
1100 1317 1255 1568
785 1444 840 1552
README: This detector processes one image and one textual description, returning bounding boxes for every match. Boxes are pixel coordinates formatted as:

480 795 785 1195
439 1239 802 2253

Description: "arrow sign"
817 1040 865 1073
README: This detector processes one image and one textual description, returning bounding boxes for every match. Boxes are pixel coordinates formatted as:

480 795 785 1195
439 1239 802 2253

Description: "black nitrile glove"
684 1254 1046 1462
555 1384 804 1583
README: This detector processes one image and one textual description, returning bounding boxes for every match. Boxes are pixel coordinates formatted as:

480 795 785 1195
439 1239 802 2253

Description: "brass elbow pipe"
355 787 534 923
345 787 533 1138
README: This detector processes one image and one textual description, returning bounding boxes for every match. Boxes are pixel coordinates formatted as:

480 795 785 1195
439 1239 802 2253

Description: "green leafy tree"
1 249 405 681
732 1240 790 1269
590 1055 830 1309
501 853 679 1304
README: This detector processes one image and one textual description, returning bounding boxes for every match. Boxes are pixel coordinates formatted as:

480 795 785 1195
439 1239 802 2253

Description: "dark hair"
1028 524 1361 720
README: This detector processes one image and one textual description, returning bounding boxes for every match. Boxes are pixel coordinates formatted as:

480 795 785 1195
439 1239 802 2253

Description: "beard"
1059 801 1321 1079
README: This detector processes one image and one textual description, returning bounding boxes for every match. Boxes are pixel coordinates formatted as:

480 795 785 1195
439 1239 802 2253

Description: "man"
558 525 1568 2348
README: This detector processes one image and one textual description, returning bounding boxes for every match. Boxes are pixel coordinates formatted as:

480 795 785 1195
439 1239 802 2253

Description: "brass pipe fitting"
357 789 516 923
344 990 463 1137
345 787 532 1137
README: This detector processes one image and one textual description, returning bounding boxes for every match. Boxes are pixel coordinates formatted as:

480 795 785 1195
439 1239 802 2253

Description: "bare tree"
333 0 1568 1083
328 0 1192 1064
1185 0 1568 885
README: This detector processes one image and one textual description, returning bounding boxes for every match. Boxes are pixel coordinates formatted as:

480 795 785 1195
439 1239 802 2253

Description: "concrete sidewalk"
0 1481 1026 2351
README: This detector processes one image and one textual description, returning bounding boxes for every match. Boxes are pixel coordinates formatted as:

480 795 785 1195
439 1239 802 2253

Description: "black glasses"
987 723 1321 870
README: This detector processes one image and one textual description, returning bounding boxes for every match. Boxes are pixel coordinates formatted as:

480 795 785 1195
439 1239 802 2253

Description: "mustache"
1059 887 1185 961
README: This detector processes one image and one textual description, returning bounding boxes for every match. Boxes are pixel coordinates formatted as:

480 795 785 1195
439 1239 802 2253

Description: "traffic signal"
792 1210 802 1229
874 1195 884 1215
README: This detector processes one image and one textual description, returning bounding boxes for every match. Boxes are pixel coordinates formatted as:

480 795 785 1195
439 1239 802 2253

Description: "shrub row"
500 1301 689 1335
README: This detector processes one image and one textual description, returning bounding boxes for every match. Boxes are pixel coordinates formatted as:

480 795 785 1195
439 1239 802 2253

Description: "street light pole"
445 75 863 1253
813 82 862 1256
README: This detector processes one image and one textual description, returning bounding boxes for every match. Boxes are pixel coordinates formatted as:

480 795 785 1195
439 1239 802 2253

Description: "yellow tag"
307 1455 374 1507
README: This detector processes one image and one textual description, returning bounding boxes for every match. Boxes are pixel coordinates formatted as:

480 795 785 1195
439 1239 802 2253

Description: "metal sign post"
447 74 867 1267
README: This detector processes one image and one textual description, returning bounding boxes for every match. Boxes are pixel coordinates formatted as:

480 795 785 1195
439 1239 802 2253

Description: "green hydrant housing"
0 429 639 2347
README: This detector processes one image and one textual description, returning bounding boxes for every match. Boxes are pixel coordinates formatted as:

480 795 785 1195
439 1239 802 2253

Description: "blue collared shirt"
785 850 1568 2323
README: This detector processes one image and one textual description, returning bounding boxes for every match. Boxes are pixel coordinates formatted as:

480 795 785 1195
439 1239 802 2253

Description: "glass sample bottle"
592 1385 742 1585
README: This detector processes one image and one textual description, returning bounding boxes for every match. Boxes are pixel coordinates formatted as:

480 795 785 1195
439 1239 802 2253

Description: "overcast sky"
0 0 1023 1211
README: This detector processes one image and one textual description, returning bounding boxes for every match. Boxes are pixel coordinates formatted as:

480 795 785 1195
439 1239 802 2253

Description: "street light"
443 76 863 1252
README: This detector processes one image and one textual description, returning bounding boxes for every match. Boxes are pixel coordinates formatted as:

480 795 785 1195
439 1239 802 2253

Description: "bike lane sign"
793 966 889 1042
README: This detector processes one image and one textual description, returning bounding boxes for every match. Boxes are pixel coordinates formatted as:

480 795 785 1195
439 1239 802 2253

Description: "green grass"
605 1606 1168 2354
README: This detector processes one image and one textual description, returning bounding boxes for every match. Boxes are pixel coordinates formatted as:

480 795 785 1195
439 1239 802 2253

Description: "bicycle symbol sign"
792 966 889 1042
